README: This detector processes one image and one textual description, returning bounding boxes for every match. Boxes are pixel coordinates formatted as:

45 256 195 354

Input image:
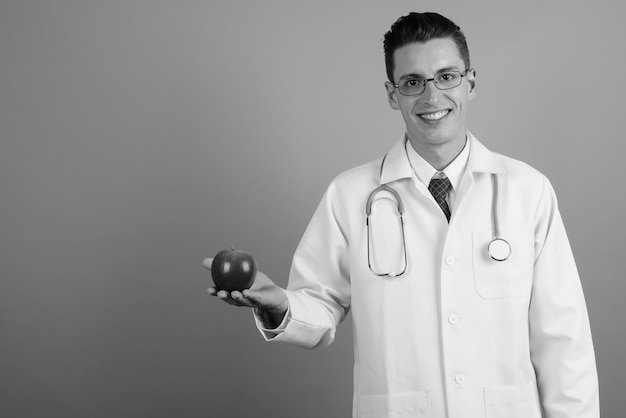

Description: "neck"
407 134 466 171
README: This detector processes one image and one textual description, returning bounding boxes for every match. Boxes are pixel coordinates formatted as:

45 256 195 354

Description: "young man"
206 12 599 418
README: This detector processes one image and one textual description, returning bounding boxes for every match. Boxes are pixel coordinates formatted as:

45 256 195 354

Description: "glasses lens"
434 71 463 90
398 79 424 96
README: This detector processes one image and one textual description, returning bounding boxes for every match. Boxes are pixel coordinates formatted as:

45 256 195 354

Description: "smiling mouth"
418 109 450 121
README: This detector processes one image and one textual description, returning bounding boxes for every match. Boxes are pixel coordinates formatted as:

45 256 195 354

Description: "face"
385 38 476 156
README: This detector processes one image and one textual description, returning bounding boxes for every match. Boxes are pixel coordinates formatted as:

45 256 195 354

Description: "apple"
211 245 257 292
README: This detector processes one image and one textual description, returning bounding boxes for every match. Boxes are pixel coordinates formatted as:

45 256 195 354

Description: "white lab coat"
258 132 599 418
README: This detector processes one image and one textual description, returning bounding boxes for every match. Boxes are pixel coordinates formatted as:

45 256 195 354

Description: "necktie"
428 175 452 222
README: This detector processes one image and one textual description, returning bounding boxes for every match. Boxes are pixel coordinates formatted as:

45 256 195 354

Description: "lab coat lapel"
455 132 507 210
466 132 507 176
379 136 413 186
378 135 436 204
381 132 506 182
379 132 506 204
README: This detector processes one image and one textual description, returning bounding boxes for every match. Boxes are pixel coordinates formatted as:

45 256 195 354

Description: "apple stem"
229 244 236 251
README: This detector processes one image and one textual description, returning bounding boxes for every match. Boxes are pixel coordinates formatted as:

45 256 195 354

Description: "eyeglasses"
394 68 473 96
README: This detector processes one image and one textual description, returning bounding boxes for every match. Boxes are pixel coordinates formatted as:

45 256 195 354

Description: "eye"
439 72 456 82
404 78 422 87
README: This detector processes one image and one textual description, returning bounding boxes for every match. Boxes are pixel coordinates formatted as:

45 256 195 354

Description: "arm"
265 180 352 349
205 180 352 349
528 177 599 418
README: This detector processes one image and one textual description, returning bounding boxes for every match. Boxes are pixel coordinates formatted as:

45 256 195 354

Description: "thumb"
202 258 214 270
242 287 288 313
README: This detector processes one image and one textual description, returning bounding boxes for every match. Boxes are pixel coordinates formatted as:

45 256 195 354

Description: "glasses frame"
394 68 474 96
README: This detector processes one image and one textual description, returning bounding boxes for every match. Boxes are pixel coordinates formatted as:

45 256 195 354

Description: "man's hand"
203 258 289 327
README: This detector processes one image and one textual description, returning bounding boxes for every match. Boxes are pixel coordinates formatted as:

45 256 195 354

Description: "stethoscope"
366 156 511 277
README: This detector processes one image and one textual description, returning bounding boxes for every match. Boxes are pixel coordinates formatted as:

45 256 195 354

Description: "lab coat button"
445 256 455 265
448 314 459 325
455 374 466 385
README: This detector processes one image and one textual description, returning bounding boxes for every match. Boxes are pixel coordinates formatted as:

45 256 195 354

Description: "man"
205 12 599 418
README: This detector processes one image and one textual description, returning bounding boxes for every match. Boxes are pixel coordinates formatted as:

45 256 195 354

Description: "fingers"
231 291 258 309
207 287 255 308
205 255 271 310
241 289 258 303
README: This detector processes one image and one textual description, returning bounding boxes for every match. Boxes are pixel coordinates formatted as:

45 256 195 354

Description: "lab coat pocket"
484 380 542 418
357 391 431 417
472 228 533 299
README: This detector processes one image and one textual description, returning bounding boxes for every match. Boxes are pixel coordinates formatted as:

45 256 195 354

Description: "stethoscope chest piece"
488 238 511 261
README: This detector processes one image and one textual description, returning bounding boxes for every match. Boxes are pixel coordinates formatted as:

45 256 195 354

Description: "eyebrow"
398 66 462 81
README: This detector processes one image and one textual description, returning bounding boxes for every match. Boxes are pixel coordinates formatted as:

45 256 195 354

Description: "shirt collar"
405 134 470 191
379 130 506 185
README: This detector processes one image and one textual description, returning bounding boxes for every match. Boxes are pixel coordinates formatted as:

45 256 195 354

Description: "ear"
467 69 477 100
384 81 401 110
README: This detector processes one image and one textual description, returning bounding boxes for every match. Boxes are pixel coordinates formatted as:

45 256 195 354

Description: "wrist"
255 306 287 329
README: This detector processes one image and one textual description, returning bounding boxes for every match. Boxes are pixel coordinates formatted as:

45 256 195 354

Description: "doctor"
205 12 599 418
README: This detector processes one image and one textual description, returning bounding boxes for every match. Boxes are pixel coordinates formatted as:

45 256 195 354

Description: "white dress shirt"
405 134 470 214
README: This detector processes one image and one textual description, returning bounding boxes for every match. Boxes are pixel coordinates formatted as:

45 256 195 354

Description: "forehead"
392 38 464 79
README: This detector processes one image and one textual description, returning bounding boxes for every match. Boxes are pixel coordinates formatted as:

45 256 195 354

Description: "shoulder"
315 158 384 223
470 133 556 206
495 151 546 183
329 158 382 190
470 133 546 186
489 150 559 211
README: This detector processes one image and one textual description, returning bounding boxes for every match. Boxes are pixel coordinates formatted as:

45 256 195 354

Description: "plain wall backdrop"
1 1 624 417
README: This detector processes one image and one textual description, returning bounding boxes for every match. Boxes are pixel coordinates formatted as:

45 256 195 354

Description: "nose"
421 78 442 102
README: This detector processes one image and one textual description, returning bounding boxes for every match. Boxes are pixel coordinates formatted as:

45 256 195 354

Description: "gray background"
1 1 624 417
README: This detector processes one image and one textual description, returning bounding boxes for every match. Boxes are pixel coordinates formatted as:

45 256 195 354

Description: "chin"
416 128 455 144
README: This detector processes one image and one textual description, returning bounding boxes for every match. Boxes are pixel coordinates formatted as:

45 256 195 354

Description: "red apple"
211 245 257 292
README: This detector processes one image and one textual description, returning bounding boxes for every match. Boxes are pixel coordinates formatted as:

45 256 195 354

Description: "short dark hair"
383 12 470 82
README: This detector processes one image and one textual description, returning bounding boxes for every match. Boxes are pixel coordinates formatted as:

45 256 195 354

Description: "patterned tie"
428 175 452 222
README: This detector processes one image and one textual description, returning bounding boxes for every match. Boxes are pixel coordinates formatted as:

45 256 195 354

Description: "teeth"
420 110 449 120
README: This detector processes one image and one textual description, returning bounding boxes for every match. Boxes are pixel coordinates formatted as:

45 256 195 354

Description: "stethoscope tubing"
366 184 408 277
366 155 511 277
